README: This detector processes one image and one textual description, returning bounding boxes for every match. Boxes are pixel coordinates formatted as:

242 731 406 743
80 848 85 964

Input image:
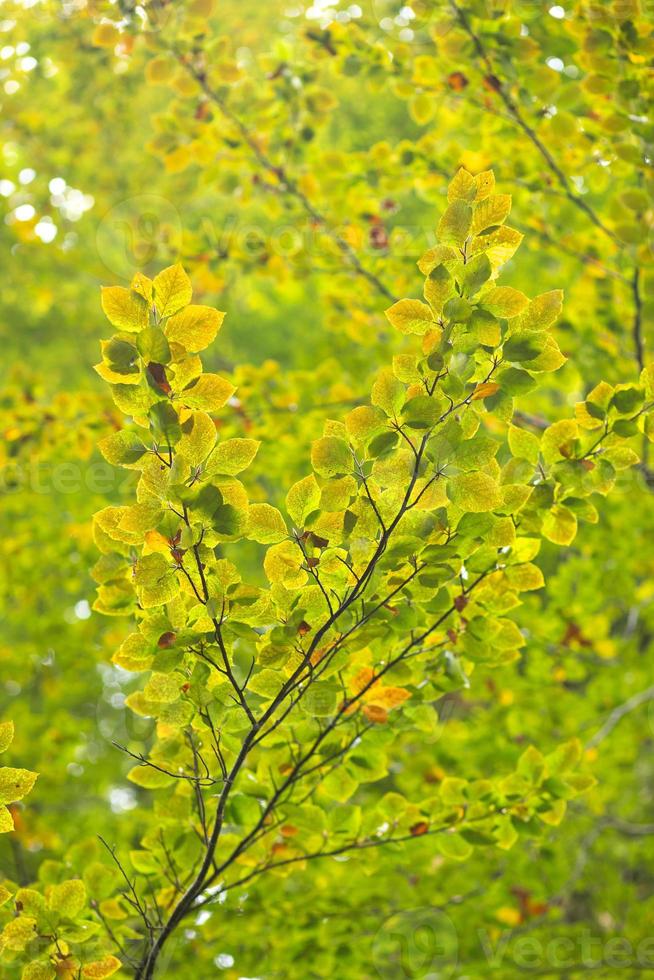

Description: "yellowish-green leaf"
543 505 577 546
474 170 495 200
424 265 454 314
508 425 540 464
143 671 183 704
541 419 578 465
131 271 154 303
469 225 523 273
98 430 148 468
1 915 37 951
286 475 321 527
21 962 56 980
385 298 434 335
505 563 545 591
0 721 14 754
371 369 405 417
436 832 473 861
447 472 502 512
0 767 38 804
514 290 564 330
0 804 14 832
438 200 472 247
165 304 225 352
345 405 386 445
178 411 217 466
409 91 435 125
48 878 86 918
263 541 307 588
181 374 235 411
207 438 260 476
82 956 123 979
153 263 192 317
447 167 476 202
127 764 174 789
247 503 288 544
482 286 529 318
101 286 149 332
134 554 180 608
311 436 352 478
471 194 512 235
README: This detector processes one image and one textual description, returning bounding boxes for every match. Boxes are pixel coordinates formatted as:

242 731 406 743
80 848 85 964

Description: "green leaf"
301 683 338 717
503 331 546 362
517 745 547 785
111 383 152 417
127 765 174 789
137 326 171 364
508 425 540 464
249 669 283 699
153 263 192 317
22 962 56 980
461 253 491 297
436 832 473 861
98 430 148 468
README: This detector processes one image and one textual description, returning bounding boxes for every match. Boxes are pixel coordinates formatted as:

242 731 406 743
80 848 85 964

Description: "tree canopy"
1 1 654 978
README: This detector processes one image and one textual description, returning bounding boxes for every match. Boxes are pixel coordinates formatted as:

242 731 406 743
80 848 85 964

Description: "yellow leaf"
471 381 499 400
145 57 175 85
92 24 120 47
82 956 123 979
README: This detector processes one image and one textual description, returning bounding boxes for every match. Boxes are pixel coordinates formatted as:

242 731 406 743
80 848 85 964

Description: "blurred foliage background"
1 0 654 977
